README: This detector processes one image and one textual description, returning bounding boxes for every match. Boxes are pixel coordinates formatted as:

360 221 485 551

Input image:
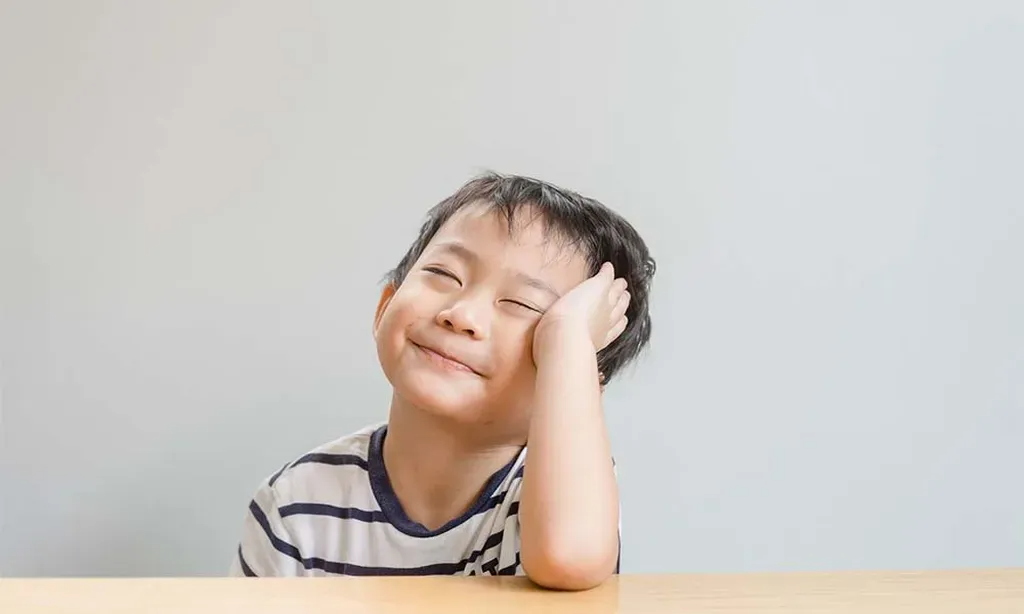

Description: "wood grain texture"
1 570 1022 613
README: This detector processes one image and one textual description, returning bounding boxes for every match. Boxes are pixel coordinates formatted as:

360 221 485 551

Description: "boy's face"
373 202 590 439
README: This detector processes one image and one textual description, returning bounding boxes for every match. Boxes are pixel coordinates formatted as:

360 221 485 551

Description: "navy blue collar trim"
367 424 521 537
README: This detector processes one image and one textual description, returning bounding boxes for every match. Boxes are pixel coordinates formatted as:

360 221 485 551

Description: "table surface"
2 570 1022 613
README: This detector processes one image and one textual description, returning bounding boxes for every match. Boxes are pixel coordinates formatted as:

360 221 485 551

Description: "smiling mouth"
412 342 482 376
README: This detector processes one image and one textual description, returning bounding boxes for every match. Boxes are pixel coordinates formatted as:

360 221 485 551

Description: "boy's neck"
383 395 523 531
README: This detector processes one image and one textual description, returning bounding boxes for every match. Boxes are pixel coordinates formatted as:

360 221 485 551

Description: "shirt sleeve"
229 481 306 577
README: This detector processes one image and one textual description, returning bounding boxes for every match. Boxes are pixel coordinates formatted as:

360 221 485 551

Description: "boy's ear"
373 283 397 339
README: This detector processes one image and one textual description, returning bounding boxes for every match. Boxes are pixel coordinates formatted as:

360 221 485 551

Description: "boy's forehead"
428 202 589 277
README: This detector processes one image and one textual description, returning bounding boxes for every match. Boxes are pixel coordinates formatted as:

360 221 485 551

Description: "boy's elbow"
521 542 618 591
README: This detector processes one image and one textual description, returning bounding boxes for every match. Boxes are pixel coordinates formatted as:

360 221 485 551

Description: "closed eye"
503 299 543 314
424 266 461 284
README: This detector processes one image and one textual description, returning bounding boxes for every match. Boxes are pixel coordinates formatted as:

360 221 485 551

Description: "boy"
230 172 655 590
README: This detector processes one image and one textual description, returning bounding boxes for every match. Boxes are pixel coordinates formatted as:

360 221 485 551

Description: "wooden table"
1 570 1022 613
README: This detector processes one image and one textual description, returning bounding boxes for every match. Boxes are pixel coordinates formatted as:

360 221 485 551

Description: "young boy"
230 172 655 590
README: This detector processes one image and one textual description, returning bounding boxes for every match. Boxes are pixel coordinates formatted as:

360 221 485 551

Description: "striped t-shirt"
229 423 528 577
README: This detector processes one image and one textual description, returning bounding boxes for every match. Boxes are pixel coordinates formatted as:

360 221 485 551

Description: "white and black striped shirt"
230 423 529 577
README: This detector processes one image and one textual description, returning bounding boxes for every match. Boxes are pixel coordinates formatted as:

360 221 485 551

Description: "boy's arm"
519 264 626 590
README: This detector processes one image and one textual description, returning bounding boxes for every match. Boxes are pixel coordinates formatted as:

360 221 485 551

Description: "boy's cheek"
496 333 542 386
517 325 540 366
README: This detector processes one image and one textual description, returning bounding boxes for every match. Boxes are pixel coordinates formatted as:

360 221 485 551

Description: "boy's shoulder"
259 422 385 504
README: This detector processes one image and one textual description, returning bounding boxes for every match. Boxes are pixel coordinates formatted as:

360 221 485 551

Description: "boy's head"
373 172 655 434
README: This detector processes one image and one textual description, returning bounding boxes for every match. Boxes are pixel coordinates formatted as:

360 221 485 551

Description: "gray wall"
1 1 1022 577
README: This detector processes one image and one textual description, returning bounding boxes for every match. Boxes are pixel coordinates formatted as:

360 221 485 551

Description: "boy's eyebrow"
432 241 562 299
514 272 561 299
434 241 479 264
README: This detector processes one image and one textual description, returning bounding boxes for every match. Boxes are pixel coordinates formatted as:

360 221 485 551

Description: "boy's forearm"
520 327 619 590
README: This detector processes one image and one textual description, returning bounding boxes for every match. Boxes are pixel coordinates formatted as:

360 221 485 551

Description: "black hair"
385 171 655 385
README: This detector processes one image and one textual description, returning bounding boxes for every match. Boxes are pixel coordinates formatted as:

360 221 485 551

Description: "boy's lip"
411 341 485 377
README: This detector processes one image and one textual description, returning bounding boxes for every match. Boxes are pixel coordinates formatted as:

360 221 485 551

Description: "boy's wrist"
532 319 596 366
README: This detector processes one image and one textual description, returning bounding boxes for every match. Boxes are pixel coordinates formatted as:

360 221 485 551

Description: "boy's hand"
532 262 630 366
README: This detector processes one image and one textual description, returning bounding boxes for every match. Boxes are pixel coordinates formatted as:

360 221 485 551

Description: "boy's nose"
436 302 488 339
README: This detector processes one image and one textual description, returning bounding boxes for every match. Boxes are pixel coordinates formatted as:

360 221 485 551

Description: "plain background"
1 1 1021 577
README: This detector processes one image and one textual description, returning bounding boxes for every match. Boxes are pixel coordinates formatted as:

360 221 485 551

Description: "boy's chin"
394 381 490 422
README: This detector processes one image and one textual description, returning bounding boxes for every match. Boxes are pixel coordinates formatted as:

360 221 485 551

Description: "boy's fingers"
603 316 628 349
608 278 627 303
586 263 614 293
611 291 630 320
